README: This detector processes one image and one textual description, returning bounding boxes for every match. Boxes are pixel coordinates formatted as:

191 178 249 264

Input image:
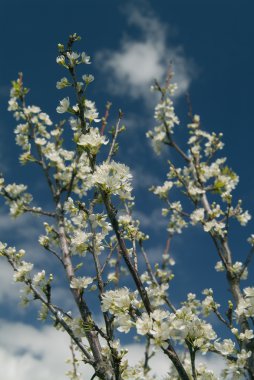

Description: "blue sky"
0 0 254 378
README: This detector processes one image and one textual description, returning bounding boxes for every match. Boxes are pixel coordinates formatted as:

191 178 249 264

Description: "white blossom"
214 338 235 356
101 287 132 314
190 208 205 224
13 261 33 282
82 74 94 83
115 314 133 333
215 261 225 272
204 220 226 236
151 181 173 198
236 210 251 226
70 276 93 289
81 52 91 64
136 313 153 335
56 97 70 113
239 329 254 341
56 77 70 89
77 128 108 154
247 234 254 246
33 270 46 285
92 161 133 200
56 55 65 65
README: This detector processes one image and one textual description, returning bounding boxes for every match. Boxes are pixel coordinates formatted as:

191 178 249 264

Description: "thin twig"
23 206 55 217
100 101 112 136
106 110 123 163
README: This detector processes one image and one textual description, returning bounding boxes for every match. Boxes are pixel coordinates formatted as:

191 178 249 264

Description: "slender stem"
69 339 79 377
189 346 197 380
101 191 153 314
56 209 114 380
100 101 112 136
101 246 116 274
107 112 123 163
23 207 56 217
139 240 157 284
144 337 153 374
102 192 190 380
239 247 254 279
44 246 64 266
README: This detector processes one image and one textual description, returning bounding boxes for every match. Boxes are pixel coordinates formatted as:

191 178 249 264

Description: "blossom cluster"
0 34 253 380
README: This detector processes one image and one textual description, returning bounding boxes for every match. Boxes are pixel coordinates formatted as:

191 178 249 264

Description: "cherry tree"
1 34 254 380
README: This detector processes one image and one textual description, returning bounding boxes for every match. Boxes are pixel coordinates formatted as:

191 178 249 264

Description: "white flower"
154 98 179 128
146 283 169 307
84 109 100 122
244 287 254 298
101 287 132 314
56 77 70 89
236 300 248 316
239 329 254 341
69 318 85 338
204 219 225 236
188 183 205 197
236 210 251 226
151 309 170 321
24 105 41 114
56 97 70 113
187 114 200 129
214 339 235 355
136 313 153 335
107 272 118 282
0 242 7 251
122 364 149 380
8 98 19 111
5 183 27 198
82 74 94 83
70 276 93 289
34 137 47 146
71 230 92 254
232 261 248 280
13 261 33 282
115 314 133 333
33 270 46 285
56 55 65 65
72 104 79 113
247 234 254 246
81 52 91 64
92 161 133 200
66 52 80 66
152 181 173 198
39 112 52 125
190 208 205 224
77 128 108 154
151 320 171 345
237 349 251 367
215 261 225 272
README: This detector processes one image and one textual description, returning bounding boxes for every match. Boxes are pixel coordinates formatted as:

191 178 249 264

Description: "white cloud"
134 208 167 231
96 4 194 104
127 345 226 378
0 320 81 380
0 320 227 379
0 212 42 244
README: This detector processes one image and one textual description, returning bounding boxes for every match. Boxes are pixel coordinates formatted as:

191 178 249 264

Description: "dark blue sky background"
0 0 254 367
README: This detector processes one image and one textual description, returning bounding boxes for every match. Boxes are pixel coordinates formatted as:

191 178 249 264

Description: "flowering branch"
1 33 253 380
